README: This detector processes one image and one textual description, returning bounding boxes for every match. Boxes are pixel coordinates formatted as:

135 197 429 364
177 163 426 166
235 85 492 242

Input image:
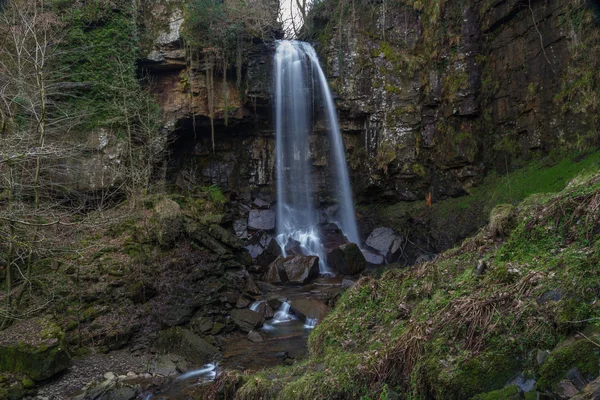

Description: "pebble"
103 372 115 381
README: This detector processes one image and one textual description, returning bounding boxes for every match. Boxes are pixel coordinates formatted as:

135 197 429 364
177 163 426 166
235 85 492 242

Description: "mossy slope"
223 166 600 399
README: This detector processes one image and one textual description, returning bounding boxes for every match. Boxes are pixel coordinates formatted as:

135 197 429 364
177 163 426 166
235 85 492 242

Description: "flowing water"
274 40 360 273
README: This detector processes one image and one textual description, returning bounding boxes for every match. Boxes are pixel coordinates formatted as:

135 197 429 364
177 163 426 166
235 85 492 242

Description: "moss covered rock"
536 327 600 392
0 318 70 381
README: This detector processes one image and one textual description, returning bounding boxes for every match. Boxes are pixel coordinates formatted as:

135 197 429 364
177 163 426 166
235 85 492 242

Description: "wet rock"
342 279 355 288
265 256 287 284
248 209 276 231
244 231 282 267
282 256 320 284
326 243 366 275
290 298 331 322
230 309 265 332
252 302 274 319
365 227 404 262
267 296 283 310
247 330 265 343
152 328 220 365
255 280 281 292
0 317 70 381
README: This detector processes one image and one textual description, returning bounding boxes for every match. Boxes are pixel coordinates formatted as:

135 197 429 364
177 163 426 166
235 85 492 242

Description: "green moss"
471 385 521 400
537 331 600 391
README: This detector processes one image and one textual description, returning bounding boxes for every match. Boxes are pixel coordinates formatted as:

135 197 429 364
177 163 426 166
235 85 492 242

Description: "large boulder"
244 231 282 266
264 256 287 284
230 309 265 333
248 209 276 231
282 256 320 284
326 242 366 275
290 298 331 322
365 227 404 262
152 328 220 365
0 318 70 381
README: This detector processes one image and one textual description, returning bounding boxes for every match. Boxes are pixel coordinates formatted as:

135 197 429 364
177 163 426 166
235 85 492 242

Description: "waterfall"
274 40 359 273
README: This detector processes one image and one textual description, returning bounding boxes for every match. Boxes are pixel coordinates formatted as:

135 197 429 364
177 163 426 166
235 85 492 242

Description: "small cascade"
174 363 217 383
274 40 360 274
271 301 295 324
249 301 263 312
303 318 317 329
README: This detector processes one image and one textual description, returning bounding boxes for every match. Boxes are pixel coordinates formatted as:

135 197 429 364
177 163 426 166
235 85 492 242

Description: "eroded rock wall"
310 0 600 202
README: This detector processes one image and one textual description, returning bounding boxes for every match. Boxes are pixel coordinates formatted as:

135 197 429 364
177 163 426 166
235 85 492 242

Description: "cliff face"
310 0 600 202
142 0 599 206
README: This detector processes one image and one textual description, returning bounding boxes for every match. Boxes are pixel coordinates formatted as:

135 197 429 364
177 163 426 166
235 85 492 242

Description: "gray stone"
247 330 264 343
246 277 261 295
248 209 276 231
342 279 355 288
234 219 248 239
365 227 404 262
230 309 265 332
362 249 385 265
253 198 271 209
103 371 116 381
536 349 549 366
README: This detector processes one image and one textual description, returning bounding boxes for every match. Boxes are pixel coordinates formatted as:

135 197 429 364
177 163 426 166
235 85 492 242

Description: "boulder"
236 296 252 308
252 302 274 319
248 209 276 231
230 309 265 332
152 328 220 365
326 243 366 275
362 249 385 265
0 317 70 381
264 256 287 284
244 231 282 267
340 243 367 275
365 227 404 262
290 298 331 322
282 256 320 284
255 280 281 292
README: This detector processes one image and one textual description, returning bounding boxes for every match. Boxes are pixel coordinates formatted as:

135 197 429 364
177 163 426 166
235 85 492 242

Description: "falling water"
303 318 317 329
274 40 359 272
272 301 295 324
249 301 263 312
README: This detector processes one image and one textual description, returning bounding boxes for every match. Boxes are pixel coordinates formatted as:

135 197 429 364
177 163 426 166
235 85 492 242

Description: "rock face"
0 318 70 381
366 228 404 263
282 256 320 284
